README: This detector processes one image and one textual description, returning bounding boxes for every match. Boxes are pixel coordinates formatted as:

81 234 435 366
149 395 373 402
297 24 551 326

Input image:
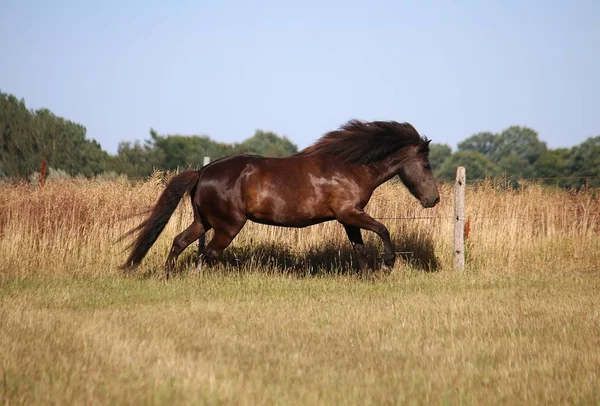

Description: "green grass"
2 270 599 405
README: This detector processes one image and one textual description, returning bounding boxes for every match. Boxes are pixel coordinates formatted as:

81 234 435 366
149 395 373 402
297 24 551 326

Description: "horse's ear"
419 139 431 153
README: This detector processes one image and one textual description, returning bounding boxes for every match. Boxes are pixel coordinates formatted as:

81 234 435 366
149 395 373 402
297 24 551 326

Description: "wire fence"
4 155 600 191
2 164 598 274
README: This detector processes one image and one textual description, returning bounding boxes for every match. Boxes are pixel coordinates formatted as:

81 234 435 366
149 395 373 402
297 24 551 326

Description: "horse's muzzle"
421 196 440 208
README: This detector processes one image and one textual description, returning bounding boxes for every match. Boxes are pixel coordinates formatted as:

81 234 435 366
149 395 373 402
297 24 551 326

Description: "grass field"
1 173 599 405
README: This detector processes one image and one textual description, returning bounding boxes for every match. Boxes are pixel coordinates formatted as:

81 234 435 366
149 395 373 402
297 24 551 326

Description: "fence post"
197 157 211 270
39 158 47 187
454 166 466 272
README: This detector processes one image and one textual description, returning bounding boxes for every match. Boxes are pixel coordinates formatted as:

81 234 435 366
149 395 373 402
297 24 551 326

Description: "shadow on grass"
153 229 440 279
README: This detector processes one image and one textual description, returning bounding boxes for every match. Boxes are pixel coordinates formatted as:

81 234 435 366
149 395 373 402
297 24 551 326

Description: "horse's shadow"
170 230 439 277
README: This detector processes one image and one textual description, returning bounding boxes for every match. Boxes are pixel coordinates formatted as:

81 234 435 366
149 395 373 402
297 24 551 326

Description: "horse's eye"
424 163 431 170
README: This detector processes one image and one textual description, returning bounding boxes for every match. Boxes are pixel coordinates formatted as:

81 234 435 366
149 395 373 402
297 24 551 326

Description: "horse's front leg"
338 210 395 270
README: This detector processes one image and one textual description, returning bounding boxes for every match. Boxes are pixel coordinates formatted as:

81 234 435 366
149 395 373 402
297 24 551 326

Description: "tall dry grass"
0 172 598 278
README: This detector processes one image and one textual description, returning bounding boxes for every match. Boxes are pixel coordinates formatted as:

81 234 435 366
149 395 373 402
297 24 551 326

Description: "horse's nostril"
434 196 440 205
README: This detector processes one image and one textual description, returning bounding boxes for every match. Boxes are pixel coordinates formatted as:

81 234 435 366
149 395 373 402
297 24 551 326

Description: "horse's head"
397 140 440 208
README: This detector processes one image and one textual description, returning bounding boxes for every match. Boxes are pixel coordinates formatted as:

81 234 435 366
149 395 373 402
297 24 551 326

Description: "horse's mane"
296 119 429 165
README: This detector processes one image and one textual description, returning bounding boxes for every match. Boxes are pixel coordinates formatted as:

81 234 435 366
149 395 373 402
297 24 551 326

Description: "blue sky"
1 0 599 154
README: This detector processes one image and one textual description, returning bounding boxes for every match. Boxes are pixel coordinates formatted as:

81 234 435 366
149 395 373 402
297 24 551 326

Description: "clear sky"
1 0 599 154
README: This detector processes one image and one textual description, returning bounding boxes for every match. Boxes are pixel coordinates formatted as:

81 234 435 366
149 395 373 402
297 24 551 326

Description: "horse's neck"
368 152 411 188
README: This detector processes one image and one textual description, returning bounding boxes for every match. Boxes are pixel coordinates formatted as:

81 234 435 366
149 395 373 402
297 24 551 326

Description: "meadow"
1 173 599 405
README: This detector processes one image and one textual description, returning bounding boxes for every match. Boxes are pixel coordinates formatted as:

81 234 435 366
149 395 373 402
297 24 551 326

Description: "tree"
435 151 501 181
34 108 107 175
458 127 546 165
428 143 452 173
457 126 546 182
533 148 572 187
457 132 501 159
0 92 37 177
235 130 298 157
569 136 600 188
0 91 107 178
497 125 547 165
497 153 535 179
105 140 163 177
147 129 235 170
136 128 300 174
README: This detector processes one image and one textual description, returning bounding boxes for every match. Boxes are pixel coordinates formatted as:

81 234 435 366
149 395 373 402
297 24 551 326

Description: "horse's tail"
120 169 200 270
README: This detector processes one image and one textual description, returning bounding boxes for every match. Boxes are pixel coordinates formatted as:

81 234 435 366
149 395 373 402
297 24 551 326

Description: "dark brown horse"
121 119 440 278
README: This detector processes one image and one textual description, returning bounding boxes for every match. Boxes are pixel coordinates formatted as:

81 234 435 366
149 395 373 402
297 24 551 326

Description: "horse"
121 119 440 278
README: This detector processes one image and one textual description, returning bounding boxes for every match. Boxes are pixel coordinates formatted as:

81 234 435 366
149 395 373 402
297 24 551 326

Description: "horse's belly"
248 213 335 228
243 171 336 227
246 196 335 228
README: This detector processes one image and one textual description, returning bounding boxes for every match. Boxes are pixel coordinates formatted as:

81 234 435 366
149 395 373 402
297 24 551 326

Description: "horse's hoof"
382 255 396 269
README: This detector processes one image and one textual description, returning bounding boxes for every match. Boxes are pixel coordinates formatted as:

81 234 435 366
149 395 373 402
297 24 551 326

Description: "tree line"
106 127 298 178
0 91 298 179
430 126 600 188
1 90 599 187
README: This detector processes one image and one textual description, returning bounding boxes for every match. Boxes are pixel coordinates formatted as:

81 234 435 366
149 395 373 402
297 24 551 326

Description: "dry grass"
1 173 598 278
1 173 599 405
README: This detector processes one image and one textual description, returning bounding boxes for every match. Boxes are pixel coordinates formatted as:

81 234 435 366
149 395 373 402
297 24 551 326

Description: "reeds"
0 173 598 278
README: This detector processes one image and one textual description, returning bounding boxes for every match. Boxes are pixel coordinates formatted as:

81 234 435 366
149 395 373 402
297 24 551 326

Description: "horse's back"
196 153 352 227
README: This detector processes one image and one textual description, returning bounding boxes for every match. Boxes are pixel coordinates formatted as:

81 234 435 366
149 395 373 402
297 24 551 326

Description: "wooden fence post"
454 166 466 272
197 157 211 269
39 158 47 187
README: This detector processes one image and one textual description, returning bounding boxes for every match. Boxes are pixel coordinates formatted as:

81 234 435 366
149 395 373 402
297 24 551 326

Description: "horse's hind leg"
342 224 368 273
165 219 205 279
202 220 247 267
197 233 207 271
